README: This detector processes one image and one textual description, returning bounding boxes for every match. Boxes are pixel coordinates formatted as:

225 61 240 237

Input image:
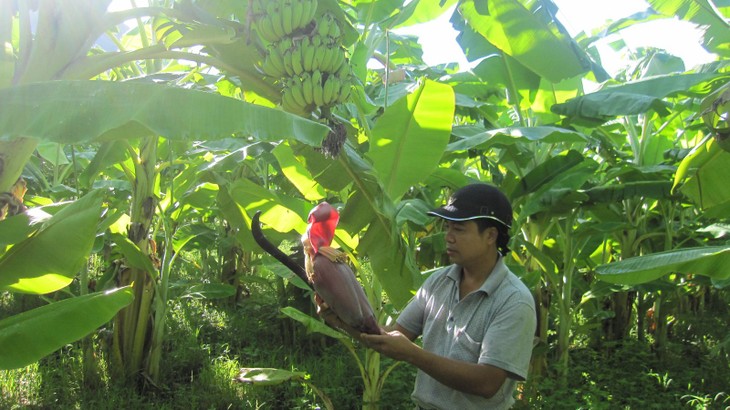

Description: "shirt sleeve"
396 268 447 336
396 284 427 337
479 297 536 381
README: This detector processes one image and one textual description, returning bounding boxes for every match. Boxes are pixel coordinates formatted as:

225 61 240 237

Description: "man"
360 183 536 409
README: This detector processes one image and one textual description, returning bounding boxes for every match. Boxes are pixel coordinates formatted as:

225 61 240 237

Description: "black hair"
474 218 511 255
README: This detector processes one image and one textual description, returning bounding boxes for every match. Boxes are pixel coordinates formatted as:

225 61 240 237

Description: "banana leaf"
458 0 587 83
0 80 329 146
369 79 454 201
674 137 730 218
236 367 308 386
280 306 347 340
0 286 133 370
596 246 730 285
552 72 729 124
647 0 730 57
0 190 103 294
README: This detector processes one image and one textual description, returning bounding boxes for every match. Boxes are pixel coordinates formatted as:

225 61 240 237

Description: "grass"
1 289 729 409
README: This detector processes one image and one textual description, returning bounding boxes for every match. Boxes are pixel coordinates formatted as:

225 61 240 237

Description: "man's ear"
484 226 499 243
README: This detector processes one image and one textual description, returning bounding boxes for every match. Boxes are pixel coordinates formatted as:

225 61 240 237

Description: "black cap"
427 183 512 229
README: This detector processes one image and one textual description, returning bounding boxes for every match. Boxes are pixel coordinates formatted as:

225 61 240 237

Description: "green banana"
300 0 316 29
329 47 345 73
337 81 352 103
322 75 338 105
312 70 324 107
282 48 295 76
327 18 341 38
256 15 278 43
261 56 279 78
291 0 304 32
317 15 331 38
282 2 293 35
291 42 304 75
268 3 286 40
281 88 303 115
322 45 337 72
267 46 287 77
303 38 316 72
289 78 308 108
306 0 319 25
279 37 293 54
335 60 350 79
301 72 315 106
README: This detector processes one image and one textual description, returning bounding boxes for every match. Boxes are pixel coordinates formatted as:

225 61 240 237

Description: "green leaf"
460 0 587 82
359 217 419 309
236 367 308 386
369 79 454 201
552 73 729 124
596 246 730 285
110 233 157 274
583 181 675 204
512 150 586 198
674 137 730 218
0 81 330 146
171 282 237 300
0 286 133 370
0 191 103 294
447 126 588 152
78 140 130 188
0 209 50 248
227 178 309 233
272 142 326 201
280 306 347 340
647 0 730 57
391 0 459 28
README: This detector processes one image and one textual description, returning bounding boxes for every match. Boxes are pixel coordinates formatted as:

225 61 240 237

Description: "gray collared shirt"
397 257 536 409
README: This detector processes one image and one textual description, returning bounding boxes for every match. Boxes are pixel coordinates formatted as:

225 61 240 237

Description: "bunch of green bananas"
253 0 353 115
251 0 318 43
262 34 347 79
281 66 353 115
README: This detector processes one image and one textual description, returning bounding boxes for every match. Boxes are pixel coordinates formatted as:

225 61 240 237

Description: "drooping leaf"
674 137 730 218
511 150 586 198
448 126 588 152
109 233 157 274
647 0 730 57
583 181 675 204
0 81 330 146
0 208 51 248
459 0 587 82
552 72 729 124
0 191 104 294
227 178 309 234
596 246 730 285
391 0 459 28
273 142 326 201
359 216 419 309
0 287 133 370
369 79 455 201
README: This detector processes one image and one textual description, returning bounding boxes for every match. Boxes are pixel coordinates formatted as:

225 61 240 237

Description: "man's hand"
360 330 418 362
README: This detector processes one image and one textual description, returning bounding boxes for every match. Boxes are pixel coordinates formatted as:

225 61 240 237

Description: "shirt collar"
445 256 508 296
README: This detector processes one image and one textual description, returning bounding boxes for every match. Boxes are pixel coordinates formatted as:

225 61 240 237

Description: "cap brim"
427 209 511 228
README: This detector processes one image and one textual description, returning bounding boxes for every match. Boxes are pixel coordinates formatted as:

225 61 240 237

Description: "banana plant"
0 190 134 370
0 77 329 383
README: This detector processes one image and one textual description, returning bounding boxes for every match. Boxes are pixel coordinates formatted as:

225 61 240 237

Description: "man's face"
443 220 496 266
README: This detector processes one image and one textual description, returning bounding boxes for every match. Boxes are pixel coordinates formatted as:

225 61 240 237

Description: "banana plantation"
1 0 730 408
